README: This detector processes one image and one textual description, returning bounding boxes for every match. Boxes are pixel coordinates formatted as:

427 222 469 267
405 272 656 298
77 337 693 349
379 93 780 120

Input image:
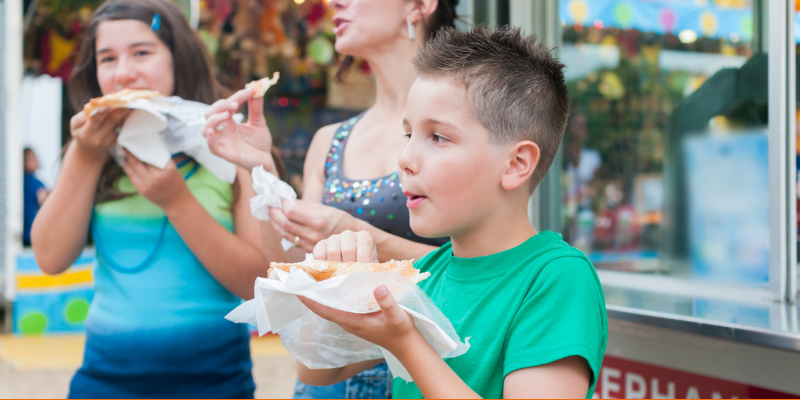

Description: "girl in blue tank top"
31 0 280 397
203 0 460 397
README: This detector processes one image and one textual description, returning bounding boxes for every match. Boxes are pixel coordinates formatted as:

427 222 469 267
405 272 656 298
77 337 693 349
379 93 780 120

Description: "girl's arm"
124 154 268 299
32 110 131 274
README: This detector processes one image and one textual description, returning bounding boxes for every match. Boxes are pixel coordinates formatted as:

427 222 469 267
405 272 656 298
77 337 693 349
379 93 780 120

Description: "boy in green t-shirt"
295 26 607 399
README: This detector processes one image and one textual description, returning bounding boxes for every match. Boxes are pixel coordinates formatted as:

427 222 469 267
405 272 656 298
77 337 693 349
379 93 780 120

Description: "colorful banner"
13 252 95 335
561 0 800 44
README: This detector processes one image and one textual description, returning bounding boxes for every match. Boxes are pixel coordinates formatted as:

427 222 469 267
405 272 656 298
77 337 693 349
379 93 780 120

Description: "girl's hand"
203 88 276 171
70 109 131 162
123 150 191 212
269 200 356 252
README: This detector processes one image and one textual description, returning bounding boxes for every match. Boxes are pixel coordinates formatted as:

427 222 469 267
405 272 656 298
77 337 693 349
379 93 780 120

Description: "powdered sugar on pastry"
83 88 164 117
268 255 429 284
245 72 280 98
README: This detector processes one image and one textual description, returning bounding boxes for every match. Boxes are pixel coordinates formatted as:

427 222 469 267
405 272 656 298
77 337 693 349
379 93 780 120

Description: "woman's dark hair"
335 0 459 82
68 0 286 202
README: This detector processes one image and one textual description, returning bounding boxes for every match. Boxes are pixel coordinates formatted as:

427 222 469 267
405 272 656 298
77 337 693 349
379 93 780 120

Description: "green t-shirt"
392 231 607 399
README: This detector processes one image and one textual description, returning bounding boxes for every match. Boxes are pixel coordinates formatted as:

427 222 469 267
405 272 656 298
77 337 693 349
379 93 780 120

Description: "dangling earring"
407 20 416 41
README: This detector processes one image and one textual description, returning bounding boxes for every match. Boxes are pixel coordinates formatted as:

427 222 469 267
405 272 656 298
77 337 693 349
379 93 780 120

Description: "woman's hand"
69 109 131 163
123 150 191 212
269 200 357 252
203 88 276 171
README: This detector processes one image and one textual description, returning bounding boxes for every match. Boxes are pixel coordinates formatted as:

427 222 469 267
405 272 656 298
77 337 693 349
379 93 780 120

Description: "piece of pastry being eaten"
245 72 280 98
268 255 429 284
83 88 164 117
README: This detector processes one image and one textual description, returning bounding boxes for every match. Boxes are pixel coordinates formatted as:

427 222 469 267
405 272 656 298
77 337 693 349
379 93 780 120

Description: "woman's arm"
32 110 130 274
124 155 268 299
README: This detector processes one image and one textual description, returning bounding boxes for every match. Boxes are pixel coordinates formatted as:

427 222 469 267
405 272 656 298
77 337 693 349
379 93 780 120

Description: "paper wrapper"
108 96 239 183
225 266 470 382
249 165 298 251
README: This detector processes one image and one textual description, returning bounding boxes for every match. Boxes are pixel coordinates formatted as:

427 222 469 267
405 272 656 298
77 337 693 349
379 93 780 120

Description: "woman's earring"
407 20 416 41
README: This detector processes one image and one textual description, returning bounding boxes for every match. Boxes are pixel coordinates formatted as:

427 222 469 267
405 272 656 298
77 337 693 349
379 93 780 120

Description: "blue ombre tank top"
69 160 255 399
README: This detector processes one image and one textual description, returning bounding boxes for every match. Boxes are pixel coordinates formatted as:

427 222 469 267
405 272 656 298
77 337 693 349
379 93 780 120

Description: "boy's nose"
398 145 418 176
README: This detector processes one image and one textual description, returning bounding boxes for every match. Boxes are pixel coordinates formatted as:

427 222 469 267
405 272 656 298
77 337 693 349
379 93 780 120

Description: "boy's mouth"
403 191 427 209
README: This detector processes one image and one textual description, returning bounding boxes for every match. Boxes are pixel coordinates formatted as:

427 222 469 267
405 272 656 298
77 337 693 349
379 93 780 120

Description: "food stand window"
545 0 797 334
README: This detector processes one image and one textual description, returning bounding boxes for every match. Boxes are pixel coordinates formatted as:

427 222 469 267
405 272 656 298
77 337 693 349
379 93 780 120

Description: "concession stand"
512 0 800 397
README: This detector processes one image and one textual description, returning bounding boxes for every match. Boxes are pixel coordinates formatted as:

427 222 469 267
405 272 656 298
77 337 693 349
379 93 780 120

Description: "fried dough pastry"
245 72 280 98
268 257 430 284
82 88 164 117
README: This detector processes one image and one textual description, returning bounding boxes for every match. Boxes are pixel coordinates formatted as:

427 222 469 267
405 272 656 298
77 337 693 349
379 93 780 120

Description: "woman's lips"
333 20 350 36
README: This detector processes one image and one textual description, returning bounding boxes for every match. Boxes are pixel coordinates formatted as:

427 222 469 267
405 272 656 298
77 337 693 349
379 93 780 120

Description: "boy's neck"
449 197 538 258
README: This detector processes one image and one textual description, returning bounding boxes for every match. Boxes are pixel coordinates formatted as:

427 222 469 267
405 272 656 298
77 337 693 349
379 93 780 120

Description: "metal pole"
767 0 793 303
513 0 562 233
4 0 24 309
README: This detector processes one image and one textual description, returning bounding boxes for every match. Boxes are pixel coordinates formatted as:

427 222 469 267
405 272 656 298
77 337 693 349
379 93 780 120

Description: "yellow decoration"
599 72 625 100
713 0 747 8
569 0 589 24
47 32 78 74
17 268 92 290
699 11 718 37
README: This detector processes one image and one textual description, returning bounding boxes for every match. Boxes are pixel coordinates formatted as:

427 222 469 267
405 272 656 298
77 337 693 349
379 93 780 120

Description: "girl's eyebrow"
97 42 157 55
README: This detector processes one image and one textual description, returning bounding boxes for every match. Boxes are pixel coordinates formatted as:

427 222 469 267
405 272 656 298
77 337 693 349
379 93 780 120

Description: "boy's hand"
312 230 378 263
298 284 422 357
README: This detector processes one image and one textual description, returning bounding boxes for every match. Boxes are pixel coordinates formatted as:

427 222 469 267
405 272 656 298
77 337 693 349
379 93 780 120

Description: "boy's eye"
403 132 412 140
432 133 449 144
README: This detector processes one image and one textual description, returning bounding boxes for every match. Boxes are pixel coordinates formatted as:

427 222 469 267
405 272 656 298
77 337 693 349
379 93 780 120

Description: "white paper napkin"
225 265 470 382
109 96 239 183
249 165 299 251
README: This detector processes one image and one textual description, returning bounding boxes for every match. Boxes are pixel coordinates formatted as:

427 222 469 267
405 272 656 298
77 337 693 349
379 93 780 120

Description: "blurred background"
0 0 799 398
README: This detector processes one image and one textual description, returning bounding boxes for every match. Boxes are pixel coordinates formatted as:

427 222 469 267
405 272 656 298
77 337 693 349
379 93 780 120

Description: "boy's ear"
407 0 438 23
500 141 540 192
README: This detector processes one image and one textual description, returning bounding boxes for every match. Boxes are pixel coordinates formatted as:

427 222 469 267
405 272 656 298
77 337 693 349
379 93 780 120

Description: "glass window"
558 0 772 290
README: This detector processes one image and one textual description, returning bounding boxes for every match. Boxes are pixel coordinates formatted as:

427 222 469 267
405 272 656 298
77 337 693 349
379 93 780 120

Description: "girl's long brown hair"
69 0 286 203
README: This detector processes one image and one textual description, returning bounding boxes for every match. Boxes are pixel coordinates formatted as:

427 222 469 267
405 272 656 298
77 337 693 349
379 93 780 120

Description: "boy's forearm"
394 332 481 399
296 359 384 387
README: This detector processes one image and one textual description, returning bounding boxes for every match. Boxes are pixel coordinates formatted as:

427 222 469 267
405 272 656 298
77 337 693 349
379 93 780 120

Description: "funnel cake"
83 88 164 117
268 257 429 284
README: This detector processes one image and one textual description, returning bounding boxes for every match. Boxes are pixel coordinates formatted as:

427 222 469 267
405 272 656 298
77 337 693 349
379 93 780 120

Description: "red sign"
595 356 797 399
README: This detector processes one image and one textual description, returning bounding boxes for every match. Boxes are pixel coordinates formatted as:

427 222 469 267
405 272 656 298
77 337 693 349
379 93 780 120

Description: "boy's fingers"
326 236 343 262
356 231 376 263
337 230 357 262
374 285 405 322
312 240 327 261
298 296 365 326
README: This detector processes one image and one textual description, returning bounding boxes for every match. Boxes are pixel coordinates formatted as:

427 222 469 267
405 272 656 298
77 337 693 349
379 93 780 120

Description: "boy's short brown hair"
413 26 570 192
